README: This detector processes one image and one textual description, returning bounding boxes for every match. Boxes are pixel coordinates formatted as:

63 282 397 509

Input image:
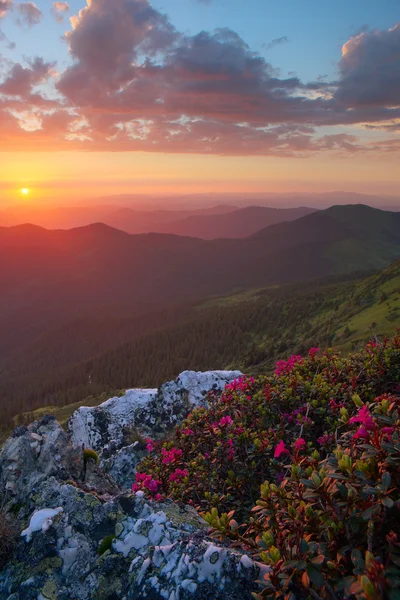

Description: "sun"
20 188 30 196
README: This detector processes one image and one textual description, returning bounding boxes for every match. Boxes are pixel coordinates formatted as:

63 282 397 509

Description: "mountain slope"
157 206 316 239
2 261 400 440
0 205 399 365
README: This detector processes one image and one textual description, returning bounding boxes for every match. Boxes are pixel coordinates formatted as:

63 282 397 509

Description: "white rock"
21 507 63 542
69 370 242 452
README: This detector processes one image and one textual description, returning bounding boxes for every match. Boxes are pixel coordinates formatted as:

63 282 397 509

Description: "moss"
31 557 63 575
98 534 115 556
41 578 58 600
83 448 99 465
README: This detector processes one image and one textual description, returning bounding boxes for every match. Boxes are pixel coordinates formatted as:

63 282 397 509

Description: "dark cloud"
264 36 289 50
335 23 400 107
16 2 42 27
0 57 55 97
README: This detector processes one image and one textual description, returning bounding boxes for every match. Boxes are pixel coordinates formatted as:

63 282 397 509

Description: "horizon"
1 0 400 206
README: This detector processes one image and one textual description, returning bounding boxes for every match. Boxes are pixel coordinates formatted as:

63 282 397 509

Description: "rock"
0 416 82 501
0 475 261 600
0 371 263 600
101 443 147 490
69 370 242 452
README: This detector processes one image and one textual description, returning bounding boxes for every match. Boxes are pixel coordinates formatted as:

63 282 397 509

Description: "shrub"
138 336 400 519
0 504 19 570
245 393 400 599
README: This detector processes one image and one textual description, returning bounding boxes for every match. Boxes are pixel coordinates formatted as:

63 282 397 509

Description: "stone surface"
69 370 242 452
0 370 265 600
0 422 261 600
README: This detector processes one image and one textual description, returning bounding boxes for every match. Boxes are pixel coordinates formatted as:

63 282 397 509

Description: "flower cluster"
132 472 162 500
275 354 303 376
137 336 400 525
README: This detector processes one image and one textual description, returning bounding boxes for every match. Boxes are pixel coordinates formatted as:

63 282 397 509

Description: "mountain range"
0 203 399 434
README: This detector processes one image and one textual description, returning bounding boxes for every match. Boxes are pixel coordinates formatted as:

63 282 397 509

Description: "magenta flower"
169 468 189 482
145 438 154 452
181 428 195 436
294 438 306 451
161 447 183 465
219 416 233 427
274 440 289 459
308 347 319 358
349 406 374 430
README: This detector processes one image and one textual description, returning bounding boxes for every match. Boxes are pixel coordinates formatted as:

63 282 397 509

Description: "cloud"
52 1 69 23
16 1 42 27
335 23 400 107
264 36 289 50
0 0 12 18
1 0 400 155
0 57 55 97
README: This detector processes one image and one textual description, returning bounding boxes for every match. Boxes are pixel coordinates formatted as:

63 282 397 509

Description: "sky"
0 0 400 206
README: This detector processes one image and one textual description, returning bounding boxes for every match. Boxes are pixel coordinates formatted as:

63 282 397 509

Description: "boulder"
69 370 243 452
0 422 262 600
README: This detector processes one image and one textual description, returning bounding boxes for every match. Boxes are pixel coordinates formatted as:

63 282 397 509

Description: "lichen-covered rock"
0 416 82 501
0 478 261 600
0 403 263 600
69 370 242 452
101 442 147 490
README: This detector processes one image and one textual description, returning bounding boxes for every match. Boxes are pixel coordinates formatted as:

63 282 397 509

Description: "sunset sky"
1 0 400 206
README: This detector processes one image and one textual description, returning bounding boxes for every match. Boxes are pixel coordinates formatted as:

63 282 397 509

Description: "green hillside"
5 262 399 441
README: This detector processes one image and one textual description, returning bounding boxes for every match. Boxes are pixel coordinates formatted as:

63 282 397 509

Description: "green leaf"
382 497 394 508
362 504 380 520
306 565 325 589
311 555 325 566
351 549 362 566
382 471 392 492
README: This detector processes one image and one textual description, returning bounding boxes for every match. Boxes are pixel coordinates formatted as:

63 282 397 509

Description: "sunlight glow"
20 188 30 196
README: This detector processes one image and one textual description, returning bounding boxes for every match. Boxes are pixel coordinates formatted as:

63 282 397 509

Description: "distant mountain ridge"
155 206 316 239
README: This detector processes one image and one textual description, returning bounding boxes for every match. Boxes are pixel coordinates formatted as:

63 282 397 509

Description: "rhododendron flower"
353 426 369 440
317 433 334 446
204 452 210 459
349 406 374 430
274 440 289 458
169 468 189 482
181 428 195 436
155 494 163 502
382 427 394 435
145 438 154 452
294 438 306 451
161 447 183 465
219 416 233 427
275 355 303 377
308 347 319 357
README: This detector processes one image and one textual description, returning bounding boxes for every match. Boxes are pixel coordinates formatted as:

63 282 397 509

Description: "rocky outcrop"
69 370 242 452
0 371 265 600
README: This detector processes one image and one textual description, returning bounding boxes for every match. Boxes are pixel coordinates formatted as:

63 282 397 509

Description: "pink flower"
274 440 289 459
294 438 306 451
161 447 183 465
382 427 394 435
155 494 163 502
181 428 195 436
169 468 189 482
349 406 374 431
145 438 154 452
275 355 303 377
308 347 319 358
204 452 210 459
353 426 369 440
219 416 233 427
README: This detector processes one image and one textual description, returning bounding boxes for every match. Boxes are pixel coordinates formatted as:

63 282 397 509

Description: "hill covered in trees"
3 260 399 440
